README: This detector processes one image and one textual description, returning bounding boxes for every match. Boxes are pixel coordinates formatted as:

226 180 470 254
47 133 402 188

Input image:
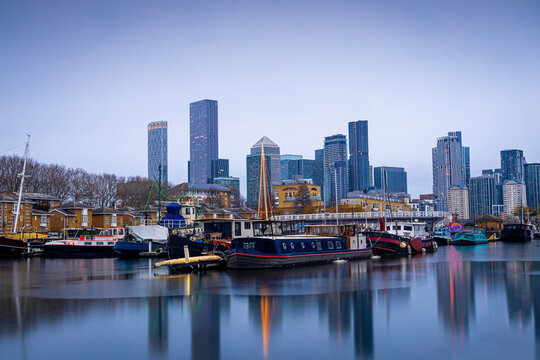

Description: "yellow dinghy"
154 254 225 273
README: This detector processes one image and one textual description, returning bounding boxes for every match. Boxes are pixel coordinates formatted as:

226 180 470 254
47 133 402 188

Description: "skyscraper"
280 155 303 181
432 133 465 210
448 131 470 185
189 99 218 183
324 134 348 205
448 185 469 219
246 137 280 208
314 149 325 199
349 121 370 192
525 163 540 211
501 149 525 182
469 173 501 218
373 166 408 194
147 121 168 182
251 136 281 186
210 159 229 181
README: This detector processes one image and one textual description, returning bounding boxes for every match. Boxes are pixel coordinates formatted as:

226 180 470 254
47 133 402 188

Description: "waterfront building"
349 121 370 192
324 134 348 205
189 99 218 183
210 159 229 182
92 207 124 229
0 191 33 234
280 155 303 181
432 133 466 210
469 173 501 218
373 166 408 194
524 163 540 211
501 149 525 182
273 180 323 215
147 121 168 182
168 183 232 208
502 179 527 220
448 185 469 220
49 202 93 233
213 177 240 194
341 193 410 213
251 136 281 186
246 152 273 208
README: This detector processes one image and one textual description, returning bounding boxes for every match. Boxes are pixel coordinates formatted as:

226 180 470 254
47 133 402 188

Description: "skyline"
2 0 540 197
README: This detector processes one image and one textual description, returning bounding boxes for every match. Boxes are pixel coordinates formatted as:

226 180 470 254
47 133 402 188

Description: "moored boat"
452 228 488 245
0 236 26 258
431 227 452 246
114 225 168 257
43 228 125 258
500 224 534 243
367 221 437 256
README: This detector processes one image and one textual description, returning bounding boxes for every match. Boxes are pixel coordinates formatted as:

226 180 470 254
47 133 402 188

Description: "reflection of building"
148 297 168 357
504 262 532 327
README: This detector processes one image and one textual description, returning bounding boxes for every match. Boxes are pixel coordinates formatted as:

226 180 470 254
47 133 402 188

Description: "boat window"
243 243 250 250
250 242 255 250
404 226 413 231
311 242 315 249
290 242 295 249
386 226 390 231
96 242 103 245
235 222 241 237
301 242 305 249
282 242 287 250
85 242 92 245
328 241 334 250
397 226 402 230
336 241 342 249
272 222 283 236
244 222 251 229
108 242 114 245
316 242 322 251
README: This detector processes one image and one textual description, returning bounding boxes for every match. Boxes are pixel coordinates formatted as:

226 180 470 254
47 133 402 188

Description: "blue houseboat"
452 228 488 245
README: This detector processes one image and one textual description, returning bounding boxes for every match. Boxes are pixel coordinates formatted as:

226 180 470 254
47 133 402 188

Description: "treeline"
0 155 245 209
0 155 157 208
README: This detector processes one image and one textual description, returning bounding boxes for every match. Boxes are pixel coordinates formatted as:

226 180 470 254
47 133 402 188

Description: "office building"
251 136 281 186
525 163 540 211
502 179 526 220
501 149 525 182
373 166 408 194
147 121 168 182
210 159 229 182
189 99 218 183
280 155 303 181
213 177 240 194
448 185 469 220
324 134 348 205
432 133 465 210
314 149 325 199
448 131 470 185
349 121 370 192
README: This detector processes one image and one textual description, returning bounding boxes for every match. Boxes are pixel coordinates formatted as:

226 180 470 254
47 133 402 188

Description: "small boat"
225 222 372 269
0 236 27 258
43 228 125 258
431 227 452 246
367 221 437 256
500 224 534 243
155 253 225 272
114 225 168 257
452 228 488 245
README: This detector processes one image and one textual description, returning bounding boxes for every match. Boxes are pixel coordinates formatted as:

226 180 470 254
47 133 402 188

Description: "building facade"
447 185 469 220
501 149 525 182
213 177 240 194
525 163 540 211
432 133 465 209
246 153 273 208
273 181 323 215
323 134 348 206
469 173 501 218
341 193 410 213
348 120 370 192
251 136 281 186
210 159 229 182
280 154 303 181
502 179 527 220
147 121 168 182
373 166 408 194
189 99 218 183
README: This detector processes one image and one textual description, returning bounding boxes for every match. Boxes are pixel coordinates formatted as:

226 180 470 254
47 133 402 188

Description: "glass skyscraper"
469 173 500 218
147 121 168 182
189 99 218 183
349 121 370 192
246 136 280 208
373 166 408 194
525 163 540 211
501 149 525 182
250 136 281 186
324 134 348 205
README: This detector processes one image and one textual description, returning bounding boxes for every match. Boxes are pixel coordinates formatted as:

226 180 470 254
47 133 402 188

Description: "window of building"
106 217 109 225
73 218 76 224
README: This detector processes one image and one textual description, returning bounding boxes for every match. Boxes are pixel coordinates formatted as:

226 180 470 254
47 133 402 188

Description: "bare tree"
117 176 156 208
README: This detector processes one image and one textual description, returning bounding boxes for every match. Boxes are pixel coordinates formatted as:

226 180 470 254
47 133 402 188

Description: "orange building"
49 202 93 233
1 191 34 234
273 182 323 215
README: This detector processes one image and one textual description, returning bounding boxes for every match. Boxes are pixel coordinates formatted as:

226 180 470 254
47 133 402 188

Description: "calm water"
2 243 540 360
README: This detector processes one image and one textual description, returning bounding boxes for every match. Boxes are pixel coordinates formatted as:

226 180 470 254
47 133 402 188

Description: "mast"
334 163 339 226
158 163 162 224
257 144 273 220
13 135 30 234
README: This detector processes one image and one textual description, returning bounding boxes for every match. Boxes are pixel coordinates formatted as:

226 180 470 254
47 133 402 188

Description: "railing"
274 211 449 221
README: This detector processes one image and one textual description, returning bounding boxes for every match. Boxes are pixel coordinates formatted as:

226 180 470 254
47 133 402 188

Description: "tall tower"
246 136 280 208
147 121 168 182
324 134 348 206
500 149 525 182
432 134 464 210
251 136 281 186
349 121 369 192
189 99 218 183
525 163 540 211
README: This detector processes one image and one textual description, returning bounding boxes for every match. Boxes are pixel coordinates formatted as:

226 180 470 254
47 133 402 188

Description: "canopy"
128 225 168 243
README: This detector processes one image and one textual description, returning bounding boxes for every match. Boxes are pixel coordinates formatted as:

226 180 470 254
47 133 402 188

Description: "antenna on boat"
13 134 30 234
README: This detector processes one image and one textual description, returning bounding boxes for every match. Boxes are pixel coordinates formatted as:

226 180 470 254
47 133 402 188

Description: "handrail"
274 211 448 221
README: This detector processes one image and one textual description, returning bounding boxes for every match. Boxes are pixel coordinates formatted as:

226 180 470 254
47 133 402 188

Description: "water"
2 242 540 360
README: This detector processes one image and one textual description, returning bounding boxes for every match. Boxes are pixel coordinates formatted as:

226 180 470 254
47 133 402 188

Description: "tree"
117 177 156 208
293 184 312 214
513 206 538 217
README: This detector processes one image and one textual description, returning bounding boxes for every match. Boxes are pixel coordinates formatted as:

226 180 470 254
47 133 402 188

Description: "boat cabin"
385 221 428 239
305 224 369 250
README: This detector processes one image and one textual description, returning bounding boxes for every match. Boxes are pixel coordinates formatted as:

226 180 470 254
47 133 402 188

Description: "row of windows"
282 241 342 251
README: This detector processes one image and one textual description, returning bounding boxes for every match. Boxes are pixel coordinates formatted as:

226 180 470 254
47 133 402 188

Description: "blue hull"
114 241 165 257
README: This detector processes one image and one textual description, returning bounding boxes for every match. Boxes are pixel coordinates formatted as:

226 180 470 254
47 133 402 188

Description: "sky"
1 0 539 197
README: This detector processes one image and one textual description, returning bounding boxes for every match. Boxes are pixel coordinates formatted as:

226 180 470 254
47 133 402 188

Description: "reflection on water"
3 244 540 359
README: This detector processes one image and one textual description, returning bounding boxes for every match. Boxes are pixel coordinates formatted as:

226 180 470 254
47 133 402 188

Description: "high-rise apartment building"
373 166 408 194
432 133 466 210
189 99 218 183
448 131 470 184
349 121 370 192
502 179 526 220
469 173 501 218
448 185 469 219
324 134 348 205
501 149 525 182
525 163 540 211
210 159 229 181
147 121 168 182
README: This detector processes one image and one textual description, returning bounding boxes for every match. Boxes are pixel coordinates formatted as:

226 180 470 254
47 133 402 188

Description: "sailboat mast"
13 135 30 234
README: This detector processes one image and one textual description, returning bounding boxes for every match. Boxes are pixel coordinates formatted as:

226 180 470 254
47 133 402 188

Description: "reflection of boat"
43 228 125 258
431 227 452 246
452 228 488 245
225 223 372 269
500 224 534 243
0 236 26 257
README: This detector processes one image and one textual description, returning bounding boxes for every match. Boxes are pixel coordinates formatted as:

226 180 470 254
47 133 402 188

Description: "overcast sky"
1 0 539 197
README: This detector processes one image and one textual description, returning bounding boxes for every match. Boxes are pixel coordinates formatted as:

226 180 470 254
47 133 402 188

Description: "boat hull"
0 236 26 258
168 234 229 259
114 241 165 257
43 245 116 258
452 239 488 245
226 249 372 269
366 232 411 256
431 236 451 246
500 227 533 243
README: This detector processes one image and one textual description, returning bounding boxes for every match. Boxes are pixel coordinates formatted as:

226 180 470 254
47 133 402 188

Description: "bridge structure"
274 211 450 227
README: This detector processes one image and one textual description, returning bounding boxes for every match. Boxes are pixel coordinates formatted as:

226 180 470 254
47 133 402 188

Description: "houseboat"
500 223 534 243
113 225 168 257
431 227 452 246
452 228 488 245
43 228 125 258
367 220 437 256
225 222 372 269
